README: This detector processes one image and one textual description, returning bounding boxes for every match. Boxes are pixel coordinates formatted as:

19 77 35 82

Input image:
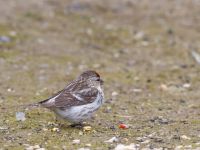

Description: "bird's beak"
100 79 104 85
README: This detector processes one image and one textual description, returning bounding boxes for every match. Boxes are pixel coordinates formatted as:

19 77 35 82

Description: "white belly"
54 92 103 123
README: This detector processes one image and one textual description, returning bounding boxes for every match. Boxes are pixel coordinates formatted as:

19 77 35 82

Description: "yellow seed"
83 126 92 132
51 127 59 132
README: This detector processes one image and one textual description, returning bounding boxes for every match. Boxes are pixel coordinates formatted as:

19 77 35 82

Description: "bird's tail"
15 102 42 111
24 102 41 109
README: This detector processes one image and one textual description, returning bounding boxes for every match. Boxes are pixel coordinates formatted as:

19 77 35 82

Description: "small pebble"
141 139 150 144
132 88 142 93
85 144 91 147
196 142 200 145
136 137 146 142
79 131 83 135
72 139 80 144
191 50 200 64
175 145 183 149
181 135 191 140
25 145 44 150
182 83 191 88
159 84 168 91
42 128 48 131
0 36 11 43
51 127 60 132
184 145 192 148
78 148 90 150
9 31 17 36
104 137 119 143
0 126 8 130
16 112 26 121
115 143 139 150
122 138 128 142
134 31 145 40
112 91 118 97
83 126 92 132
31 142 40 148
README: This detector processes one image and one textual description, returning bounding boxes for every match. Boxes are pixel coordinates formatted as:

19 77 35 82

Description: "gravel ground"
0 0 200 149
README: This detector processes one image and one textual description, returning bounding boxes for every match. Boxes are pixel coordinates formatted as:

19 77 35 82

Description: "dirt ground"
0 0 200 149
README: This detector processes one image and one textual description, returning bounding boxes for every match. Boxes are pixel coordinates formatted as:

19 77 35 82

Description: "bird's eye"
96 78 100 81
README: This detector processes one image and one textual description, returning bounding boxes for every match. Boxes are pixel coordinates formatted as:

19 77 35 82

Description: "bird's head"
79 70 104 88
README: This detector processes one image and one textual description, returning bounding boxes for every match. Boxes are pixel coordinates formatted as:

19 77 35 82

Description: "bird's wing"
54 87 98 108
40 78 98 109
64 78 88 92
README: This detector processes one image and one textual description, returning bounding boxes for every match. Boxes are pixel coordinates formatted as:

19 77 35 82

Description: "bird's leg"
70 122 84 128
55 115 65 127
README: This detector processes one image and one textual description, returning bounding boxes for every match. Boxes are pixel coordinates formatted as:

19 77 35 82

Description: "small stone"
122 138 128 142
42 128 48 131
134 31 145 40
51 127 60 132
0 126 8 130
182 83 191 88
196 142 200 145
25 145 43 150
134 76 140 81
7 88 12 92
78 148 90 150
132 88 142 93
79 131 83 135
25 146 34 150
33 145 40 149
86 28 93 36
104 137 119 143
85 144 91 147
93 64 100 68
175 145 183 150
159 84 168 91
62 146 67 150
191 50 200 65
37 38 45 44
114 53 120 58
72 139 80 144
141 139 150 144
136 137 144 142
83 126 92 132
0 36 11 43
105 24 114 30
141 41 149 46
112 91 118 97
184 145 192 148
181 135 191 140
147 132 156 138
16 112 26 121
150 116 170 124
114 143 139 150
9 31 17 36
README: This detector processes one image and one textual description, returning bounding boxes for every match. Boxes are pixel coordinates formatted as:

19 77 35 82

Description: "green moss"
24 12 44 21
0 50 20 59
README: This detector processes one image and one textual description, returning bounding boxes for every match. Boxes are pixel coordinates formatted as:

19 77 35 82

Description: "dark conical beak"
100 79 104 85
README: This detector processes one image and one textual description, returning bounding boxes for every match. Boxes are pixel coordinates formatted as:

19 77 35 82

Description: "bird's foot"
70 123 84 128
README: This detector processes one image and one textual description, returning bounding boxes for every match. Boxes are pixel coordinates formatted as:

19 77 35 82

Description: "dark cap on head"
79 70 100 79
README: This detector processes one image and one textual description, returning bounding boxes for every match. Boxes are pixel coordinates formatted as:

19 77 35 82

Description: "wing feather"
40 78 98 109
54 88 98 108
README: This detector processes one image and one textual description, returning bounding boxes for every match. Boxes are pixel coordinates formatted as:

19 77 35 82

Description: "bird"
36 70 104 126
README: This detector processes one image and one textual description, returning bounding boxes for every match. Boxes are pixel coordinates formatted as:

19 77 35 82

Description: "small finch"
33 70 104 126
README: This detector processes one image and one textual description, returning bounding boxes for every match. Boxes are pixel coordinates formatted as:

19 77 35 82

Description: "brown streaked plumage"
38 70 104 124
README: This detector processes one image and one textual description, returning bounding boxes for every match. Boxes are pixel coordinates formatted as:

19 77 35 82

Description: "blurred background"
0 0 200 149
